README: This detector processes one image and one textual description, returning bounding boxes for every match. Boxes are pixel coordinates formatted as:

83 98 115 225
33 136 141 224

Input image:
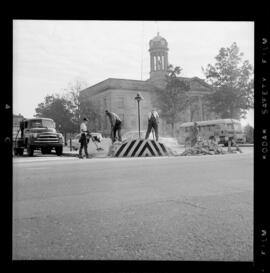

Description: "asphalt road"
13 148 253 260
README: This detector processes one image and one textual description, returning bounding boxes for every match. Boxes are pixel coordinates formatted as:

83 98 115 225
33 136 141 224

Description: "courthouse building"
79 33 216 136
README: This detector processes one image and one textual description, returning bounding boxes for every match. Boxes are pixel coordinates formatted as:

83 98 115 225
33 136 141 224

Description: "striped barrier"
113 139 170 157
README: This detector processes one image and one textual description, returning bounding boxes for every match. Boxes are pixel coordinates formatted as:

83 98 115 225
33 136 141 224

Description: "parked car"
71 133 103 150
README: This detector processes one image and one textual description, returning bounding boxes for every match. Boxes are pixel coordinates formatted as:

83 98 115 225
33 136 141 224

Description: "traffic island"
109 139 174 157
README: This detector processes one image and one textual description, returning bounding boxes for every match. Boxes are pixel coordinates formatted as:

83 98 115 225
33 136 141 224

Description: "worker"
78 117 89 159
105 110 122 143
145 109 159 141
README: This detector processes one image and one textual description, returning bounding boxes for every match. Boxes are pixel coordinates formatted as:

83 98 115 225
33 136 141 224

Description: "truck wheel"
14 148 19 156
55 147 63 156
18 148 24 156
27 145 34 156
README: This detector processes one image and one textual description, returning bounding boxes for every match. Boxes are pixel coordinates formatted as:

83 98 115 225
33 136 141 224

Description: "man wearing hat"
79 117 89 159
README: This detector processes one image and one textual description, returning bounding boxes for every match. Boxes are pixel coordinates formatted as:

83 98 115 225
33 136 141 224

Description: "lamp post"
134 92 144 138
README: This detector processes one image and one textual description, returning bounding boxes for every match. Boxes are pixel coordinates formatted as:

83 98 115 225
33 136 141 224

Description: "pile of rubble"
181 139 226 156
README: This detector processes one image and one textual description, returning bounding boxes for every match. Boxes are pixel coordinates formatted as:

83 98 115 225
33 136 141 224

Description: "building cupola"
149 32 169 81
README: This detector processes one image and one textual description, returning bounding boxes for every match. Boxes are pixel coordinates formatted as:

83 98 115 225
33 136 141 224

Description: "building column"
198 96 203 121
150 53 154 71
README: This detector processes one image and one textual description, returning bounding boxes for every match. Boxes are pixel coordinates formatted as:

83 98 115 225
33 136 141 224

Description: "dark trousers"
112 120 122 143
145 121 158 141
79 134 88 157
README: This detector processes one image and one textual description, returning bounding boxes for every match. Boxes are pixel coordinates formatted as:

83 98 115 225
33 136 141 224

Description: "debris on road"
181 139 226 156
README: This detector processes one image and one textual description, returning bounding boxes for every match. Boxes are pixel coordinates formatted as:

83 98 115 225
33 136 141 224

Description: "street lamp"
134 92 144 138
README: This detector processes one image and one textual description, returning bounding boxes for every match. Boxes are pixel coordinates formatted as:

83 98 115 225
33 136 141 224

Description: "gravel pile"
181 140 226 156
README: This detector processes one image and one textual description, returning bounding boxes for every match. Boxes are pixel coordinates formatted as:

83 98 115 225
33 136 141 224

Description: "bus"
178 119 246 146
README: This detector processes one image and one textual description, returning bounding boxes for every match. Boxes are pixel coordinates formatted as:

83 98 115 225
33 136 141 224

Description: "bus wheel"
27 145 34 156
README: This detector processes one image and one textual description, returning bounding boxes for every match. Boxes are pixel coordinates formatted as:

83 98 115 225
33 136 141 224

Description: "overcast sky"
13 20 254 126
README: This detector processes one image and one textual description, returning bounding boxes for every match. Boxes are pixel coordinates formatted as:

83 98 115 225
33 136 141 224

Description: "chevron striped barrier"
113 139 171 157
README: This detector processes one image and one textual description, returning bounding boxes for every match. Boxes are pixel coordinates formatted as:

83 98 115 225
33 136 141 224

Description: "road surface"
13 148 253 260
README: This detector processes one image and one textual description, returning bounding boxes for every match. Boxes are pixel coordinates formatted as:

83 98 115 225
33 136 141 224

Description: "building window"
103 97 107 110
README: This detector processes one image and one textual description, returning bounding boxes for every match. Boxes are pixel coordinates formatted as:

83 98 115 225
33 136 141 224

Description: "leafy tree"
244 124 254 143
35 94 76 135
203 42 254 119
155 65 190 136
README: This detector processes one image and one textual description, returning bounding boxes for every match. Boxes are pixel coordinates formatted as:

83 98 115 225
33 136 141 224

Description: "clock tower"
148 32 169 85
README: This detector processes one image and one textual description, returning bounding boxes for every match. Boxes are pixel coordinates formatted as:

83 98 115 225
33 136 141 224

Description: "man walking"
105 110 122 143
79 117 89 159
145 109 159 141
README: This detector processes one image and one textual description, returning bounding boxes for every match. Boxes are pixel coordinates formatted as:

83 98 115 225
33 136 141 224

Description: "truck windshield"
29 119 55 129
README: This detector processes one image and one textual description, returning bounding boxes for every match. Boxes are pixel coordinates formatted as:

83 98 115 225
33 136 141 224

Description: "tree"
63 79 89 132
64 79 102 132
79 99 102 132
35 94 76 135
155 65 190 136
203 42 254 119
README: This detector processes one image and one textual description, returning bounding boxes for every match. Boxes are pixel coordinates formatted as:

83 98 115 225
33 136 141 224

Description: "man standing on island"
105 110 122 143
145 109 159 141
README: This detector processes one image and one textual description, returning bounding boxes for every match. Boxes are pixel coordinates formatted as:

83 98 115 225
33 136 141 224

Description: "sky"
13 20 254 126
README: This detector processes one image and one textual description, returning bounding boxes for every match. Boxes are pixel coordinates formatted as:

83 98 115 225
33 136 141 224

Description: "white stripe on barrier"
114 139 169 157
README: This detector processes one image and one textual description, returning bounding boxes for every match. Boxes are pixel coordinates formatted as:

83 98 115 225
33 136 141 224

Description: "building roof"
80 78 157 97
80 76 212 98
149 32 168 49
180 119 241 127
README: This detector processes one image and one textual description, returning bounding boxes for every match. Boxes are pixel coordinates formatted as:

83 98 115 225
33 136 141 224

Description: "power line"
140 21 144 81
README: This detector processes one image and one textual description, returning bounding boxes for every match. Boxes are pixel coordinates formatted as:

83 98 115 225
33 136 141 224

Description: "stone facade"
80 33 216 136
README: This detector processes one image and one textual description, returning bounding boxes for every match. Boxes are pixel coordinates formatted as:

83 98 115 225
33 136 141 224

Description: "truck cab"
14 118 64 156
